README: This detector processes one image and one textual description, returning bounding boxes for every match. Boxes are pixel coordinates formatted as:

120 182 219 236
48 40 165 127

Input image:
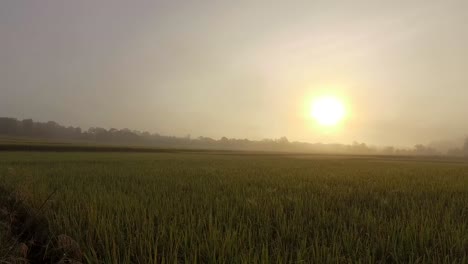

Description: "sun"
310 96 346 126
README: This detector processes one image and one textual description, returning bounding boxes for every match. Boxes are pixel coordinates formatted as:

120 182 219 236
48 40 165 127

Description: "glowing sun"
311 96 346 126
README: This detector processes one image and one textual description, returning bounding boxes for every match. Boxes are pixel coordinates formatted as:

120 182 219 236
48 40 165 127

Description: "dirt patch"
0 186 82 263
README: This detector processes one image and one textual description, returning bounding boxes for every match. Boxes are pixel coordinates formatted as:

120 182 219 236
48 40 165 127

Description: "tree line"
0 117 467 156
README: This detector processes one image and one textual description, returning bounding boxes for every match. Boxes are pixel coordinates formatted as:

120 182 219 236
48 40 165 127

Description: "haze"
1 0 467 148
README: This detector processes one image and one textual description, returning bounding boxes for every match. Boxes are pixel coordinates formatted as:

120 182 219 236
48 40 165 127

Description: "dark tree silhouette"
464 138 468 157
0 117 450 156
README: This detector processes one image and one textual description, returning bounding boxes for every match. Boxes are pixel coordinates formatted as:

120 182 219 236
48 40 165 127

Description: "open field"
1 151 468 263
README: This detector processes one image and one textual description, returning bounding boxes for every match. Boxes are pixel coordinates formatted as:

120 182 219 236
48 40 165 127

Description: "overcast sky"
1 0 467 147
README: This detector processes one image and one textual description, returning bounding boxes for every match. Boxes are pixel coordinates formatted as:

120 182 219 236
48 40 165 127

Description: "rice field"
1 151 468 263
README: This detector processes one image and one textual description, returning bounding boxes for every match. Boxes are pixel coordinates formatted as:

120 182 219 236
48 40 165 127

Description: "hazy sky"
1 0 467 147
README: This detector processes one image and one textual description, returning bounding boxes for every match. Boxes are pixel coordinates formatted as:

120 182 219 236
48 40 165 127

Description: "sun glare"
311 96 345 126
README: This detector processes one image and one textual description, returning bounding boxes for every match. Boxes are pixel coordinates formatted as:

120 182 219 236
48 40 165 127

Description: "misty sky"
1 0 467 147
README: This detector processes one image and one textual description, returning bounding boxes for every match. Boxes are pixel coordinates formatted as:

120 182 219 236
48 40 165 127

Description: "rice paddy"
1 151 468 263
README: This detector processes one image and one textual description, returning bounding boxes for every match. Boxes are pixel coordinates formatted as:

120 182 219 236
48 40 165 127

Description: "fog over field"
2 2 468 262
1 0 468 148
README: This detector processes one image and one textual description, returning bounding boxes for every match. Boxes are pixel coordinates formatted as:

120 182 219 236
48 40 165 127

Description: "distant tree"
447 148 463 157
74 127 82 137
463 137 468 157
277 137 289 144
350 141 372 154
382 146 395 155
0 117 19 135
413 144 438 156
414 144 425 153
220 137 229 146
22 119 34 135
1 116 460 155
198 136 215 143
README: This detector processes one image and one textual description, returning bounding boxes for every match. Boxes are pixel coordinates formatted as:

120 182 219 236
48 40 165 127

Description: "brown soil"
0 186 82 263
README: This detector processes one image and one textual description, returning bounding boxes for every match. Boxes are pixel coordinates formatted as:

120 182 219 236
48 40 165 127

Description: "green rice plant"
0 152 468 263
